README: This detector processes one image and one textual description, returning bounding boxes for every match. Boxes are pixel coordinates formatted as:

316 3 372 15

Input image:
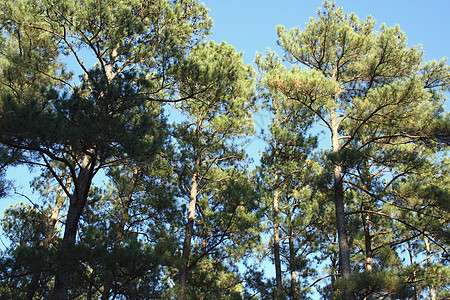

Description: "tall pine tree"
258 1 449 298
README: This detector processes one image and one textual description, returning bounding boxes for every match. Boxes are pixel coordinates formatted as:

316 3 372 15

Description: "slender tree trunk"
333 165 351 283
272 139 283 293
362 210 373 300
53 154 95 300
424 236 436 300
27 175 72 300
273 187 283 292
362 212 373 273
331 113 352 300
408 241 418 300
288 227 298 299
179 157 200 299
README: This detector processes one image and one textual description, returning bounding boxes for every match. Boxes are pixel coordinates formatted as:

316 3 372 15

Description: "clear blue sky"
202 0 450 65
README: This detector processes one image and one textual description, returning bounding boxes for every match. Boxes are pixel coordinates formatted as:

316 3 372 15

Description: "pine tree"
171 40 258 298
257 1 449 298
0 1 211 298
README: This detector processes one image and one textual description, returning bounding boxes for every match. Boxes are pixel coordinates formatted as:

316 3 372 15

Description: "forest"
0 0 449 299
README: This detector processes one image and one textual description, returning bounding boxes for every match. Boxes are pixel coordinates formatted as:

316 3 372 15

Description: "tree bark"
288 227 298 299
53 154 95 300
331 113 352 300
362 211 373 300
272 140 283 293
179 158 200 299
424 236 436 300
273 188 283 292
333 163 351 281
362 212 373 273
408 241 418 300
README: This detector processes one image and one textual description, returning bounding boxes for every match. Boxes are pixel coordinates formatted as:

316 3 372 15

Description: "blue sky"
202 0 450 65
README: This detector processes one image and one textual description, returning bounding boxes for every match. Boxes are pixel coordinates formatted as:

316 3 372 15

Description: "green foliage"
1 203 48 246
0 0 213 164
0 0 213 297
75 161 181 298
327 270 414 299
0 1 448 299
0 203 56 299
182 258 244 300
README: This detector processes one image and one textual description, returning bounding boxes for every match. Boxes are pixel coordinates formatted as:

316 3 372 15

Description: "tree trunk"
333 164 351 278
331 114 352 300
273 188 283 292
408 241 418 300
179 164 199 299
271 139 283 294
424 236 436 300
288 228 298 299
362 212 373 273
53 154 95 300
362 211 373 300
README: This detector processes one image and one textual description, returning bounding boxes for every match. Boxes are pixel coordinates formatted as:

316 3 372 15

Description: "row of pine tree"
0 1 448 299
